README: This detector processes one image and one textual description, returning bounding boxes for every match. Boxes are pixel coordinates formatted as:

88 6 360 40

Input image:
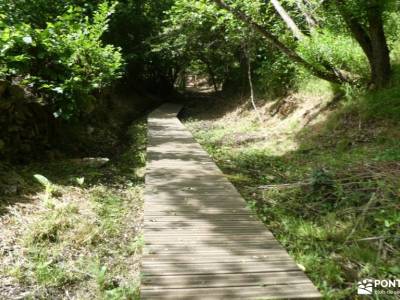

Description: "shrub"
297 29 370 83
0 2 123 119
255 53 296 97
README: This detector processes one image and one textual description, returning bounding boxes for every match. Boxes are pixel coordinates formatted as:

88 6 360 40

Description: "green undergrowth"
0 120 147 300
185 84 400 299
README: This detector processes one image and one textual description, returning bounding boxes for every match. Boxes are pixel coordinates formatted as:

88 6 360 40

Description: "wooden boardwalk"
142 104 321 299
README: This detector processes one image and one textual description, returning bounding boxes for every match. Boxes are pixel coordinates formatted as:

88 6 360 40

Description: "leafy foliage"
0 1 123 118
153 0 400 93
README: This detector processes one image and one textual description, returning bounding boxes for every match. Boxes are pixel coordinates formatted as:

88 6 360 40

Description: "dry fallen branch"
345 235 400 243
258 181 311 189
345 192 378 242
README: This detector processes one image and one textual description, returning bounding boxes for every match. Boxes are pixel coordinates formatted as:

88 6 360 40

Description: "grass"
0 120 147 300
184 82 400 299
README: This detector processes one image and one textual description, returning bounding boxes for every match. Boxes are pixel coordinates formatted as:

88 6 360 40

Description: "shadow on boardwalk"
141 103 321 299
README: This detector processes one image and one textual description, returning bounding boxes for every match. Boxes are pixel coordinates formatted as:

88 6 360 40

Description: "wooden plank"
143 224 266 231
141 284 321 300
144 188 242 196
144 229 270 237
143 252 292 264
141 260 301 276
146 176 229 184
142 271 310 289
146 169 222 176
144 202 249 210
144 238 279 246
144 208 251 215
145 212 253 218
144 246 285 256
145 241 284 251
144 237 276 246
143 103 321 299
143 219 261 225
144 216 259 222
144 192 246 202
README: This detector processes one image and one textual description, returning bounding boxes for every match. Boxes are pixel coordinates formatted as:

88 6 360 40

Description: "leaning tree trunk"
270 0 350 82
210 0 346 84
270 0 305 40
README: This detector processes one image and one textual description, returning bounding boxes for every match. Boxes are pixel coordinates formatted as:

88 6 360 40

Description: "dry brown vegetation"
0 121 146 300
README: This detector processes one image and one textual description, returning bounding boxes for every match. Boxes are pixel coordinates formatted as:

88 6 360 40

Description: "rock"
3 185 18 195
70 157 110 167
87 126 95 135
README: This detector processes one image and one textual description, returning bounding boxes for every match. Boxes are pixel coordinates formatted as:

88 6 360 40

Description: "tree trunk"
334 1 374 67
271 0 349 81
206 63 218 92
366 0 391 88
334 0 391 88
210 0 345 84
270 0 305 40
246 48 263 123
199 55 219 91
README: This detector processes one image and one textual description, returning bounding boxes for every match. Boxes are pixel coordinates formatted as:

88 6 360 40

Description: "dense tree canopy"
159 0 399 89
0 0 399 118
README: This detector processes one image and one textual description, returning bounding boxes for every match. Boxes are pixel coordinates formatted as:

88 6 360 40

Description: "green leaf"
22 36 33 44
76 177 85 185
33 174 51 187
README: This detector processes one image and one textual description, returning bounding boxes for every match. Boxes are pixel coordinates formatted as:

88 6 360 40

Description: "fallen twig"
258 181 311 189
346 236 392 243
345 193 378 242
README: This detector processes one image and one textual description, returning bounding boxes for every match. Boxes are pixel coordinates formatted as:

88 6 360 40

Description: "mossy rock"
0 163 26 195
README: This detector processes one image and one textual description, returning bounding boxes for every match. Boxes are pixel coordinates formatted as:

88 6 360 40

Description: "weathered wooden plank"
144 238 278 245
144 204 253 211
144 246 285 256
142 271 310 289
141 260 301 276
143 219 261 226
143 252 292 264
145 187 236 195
145 216 258 222
146 176 230 184
144 229 270 238
145 240 283 250
143 103 321 299
144 208 251 215
145 241 282 249
144 191 242 199
145 212 253 218
141 284 321 300
143 235 275 245
146 169 222 177
143 223 266 231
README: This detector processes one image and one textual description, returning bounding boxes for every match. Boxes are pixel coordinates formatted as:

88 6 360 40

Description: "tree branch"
270 0 305 40
210 0 345 83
